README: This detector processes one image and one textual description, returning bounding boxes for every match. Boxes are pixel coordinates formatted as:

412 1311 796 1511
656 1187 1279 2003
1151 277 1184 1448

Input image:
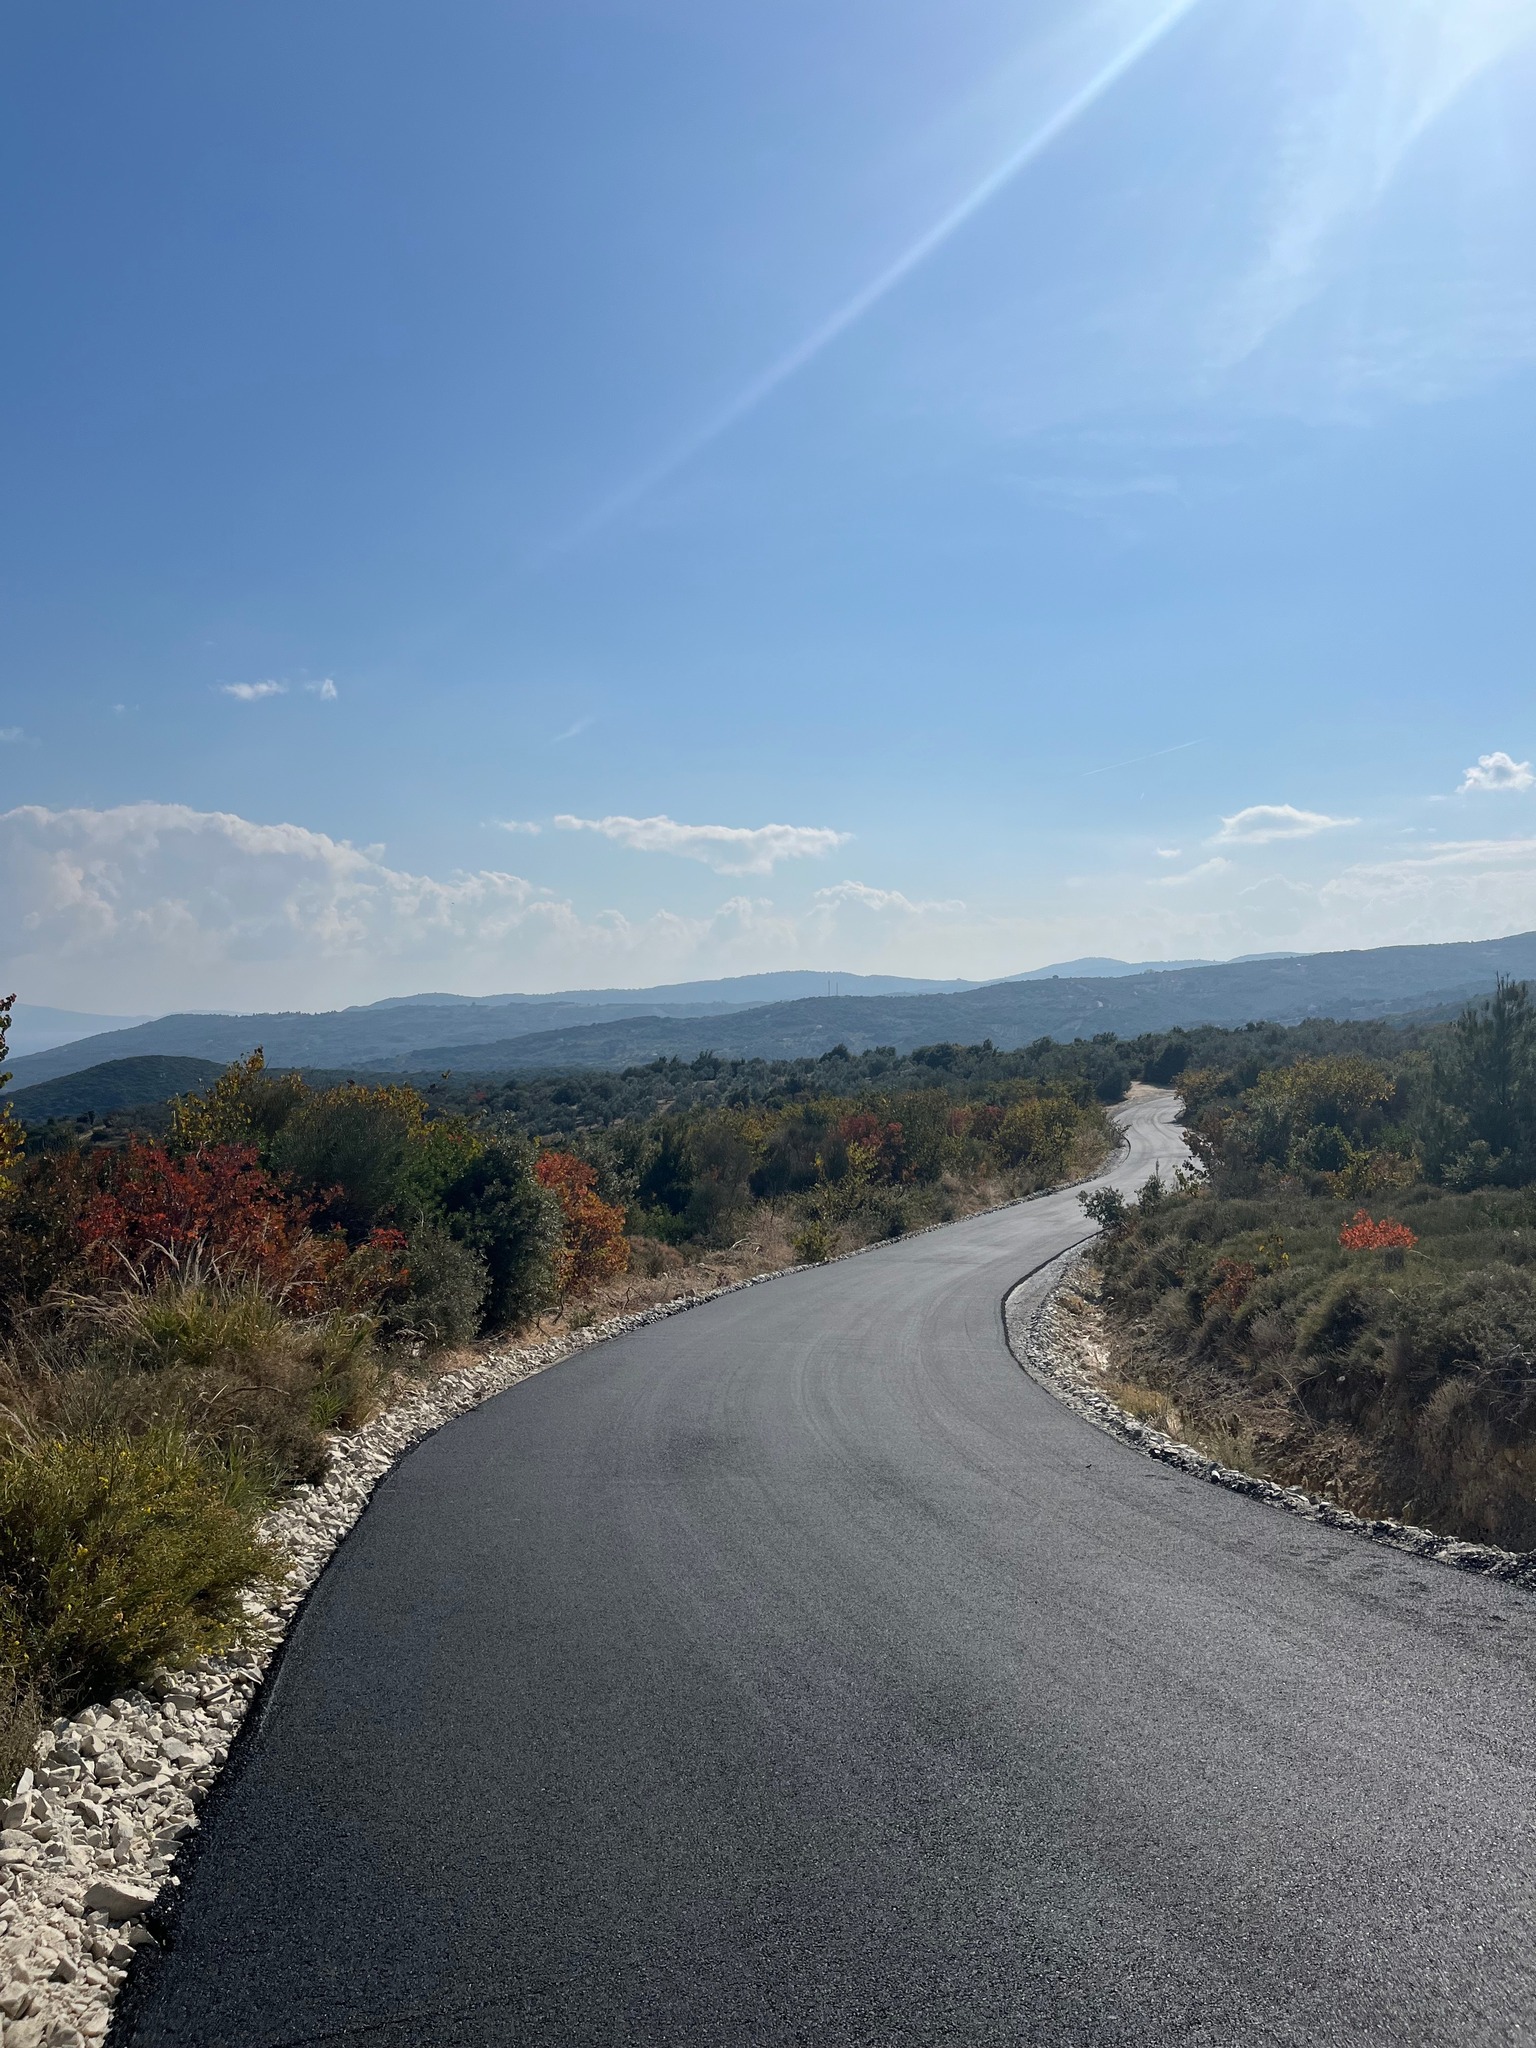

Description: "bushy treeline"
563 1076 1107 1263
1088 981 1536 1550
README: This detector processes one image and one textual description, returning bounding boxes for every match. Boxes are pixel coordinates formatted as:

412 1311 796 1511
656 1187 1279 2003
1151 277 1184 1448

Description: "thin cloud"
305 679 339 701
555 812 850 876
494 820 543 835
553 0 1203 551
552 717 594 744
1154 847 1182 859
0 728 23 744
1151 856 1232 888
220 681 287 702
1217 0 1536 371
1459 750 1533 794
812 881 966 915
1083 738 1203 780
1213 803 1358 845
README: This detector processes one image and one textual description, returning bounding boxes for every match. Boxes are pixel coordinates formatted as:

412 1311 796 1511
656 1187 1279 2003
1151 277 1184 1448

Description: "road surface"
123 1093 1536 2046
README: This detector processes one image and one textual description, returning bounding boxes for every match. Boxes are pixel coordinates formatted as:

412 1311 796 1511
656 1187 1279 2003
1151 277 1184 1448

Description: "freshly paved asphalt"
123 1093 1536 2047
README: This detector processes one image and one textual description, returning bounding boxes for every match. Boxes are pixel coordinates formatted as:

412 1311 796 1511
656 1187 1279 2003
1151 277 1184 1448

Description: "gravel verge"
1004 1245 1536 1594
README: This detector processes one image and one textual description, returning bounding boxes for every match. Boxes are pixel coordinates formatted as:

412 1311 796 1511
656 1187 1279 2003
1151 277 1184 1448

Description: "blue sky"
5 0 1536 1010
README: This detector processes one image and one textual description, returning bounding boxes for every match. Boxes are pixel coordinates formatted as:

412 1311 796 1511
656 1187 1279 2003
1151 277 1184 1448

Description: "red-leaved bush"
1338 1209 1417 1252
79 1144 311 1285
78 1143 411 1312
534 1152 629 1298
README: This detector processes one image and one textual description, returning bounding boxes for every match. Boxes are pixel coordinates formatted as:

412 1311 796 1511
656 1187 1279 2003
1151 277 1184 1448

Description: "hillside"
3 971 979 1088
14 930 1536 1087
7 1055 227 1124
394 931 1536 1071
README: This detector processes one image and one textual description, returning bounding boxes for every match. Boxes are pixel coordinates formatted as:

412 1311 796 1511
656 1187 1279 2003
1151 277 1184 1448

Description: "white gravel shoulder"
1005 1246 1536 1595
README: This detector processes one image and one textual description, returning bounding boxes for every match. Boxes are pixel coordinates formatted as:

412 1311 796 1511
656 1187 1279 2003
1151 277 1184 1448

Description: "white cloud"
1154 846 1182 859
1459 750 1533 793
1150 856 1232 889
1213 803 1358 845
554 812 850 876
305 679 339 702
0 803 952 1010
494 819 542 835
810 880 965 916
220 681 287 702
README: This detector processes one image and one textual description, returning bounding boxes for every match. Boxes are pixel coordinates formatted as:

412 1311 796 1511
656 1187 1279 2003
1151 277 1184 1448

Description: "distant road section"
126 1095 1536 2047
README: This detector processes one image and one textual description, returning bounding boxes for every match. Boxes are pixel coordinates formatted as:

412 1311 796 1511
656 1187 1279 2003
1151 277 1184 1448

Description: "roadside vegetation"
0 996 1115 1776
1083 978 1536 1552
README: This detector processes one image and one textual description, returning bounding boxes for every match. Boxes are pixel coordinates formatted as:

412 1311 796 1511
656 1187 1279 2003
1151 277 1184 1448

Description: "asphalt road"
123 1093 1536 2047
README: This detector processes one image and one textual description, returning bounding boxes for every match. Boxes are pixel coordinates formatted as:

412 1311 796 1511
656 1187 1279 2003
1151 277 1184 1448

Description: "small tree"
1079 1185 1128 1230
1426 978 1536 1186
168 1048 304 1158
535 1152 629 1299
0 994 20 1203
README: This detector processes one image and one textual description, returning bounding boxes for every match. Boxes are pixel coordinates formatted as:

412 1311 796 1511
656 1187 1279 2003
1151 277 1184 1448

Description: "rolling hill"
7 1055 228 1124
390 932 1536 1071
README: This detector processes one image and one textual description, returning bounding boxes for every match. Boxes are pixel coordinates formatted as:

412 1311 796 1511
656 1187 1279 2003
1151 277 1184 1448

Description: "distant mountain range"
0 957 1210 1086
8 932 1536 1093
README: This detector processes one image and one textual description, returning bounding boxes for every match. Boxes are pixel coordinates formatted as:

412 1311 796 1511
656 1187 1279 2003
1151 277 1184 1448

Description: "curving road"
124 1094 1536 2047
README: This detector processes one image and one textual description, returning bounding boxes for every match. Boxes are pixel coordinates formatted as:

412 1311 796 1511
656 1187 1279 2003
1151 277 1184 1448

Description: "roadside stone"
79 1881 154 1924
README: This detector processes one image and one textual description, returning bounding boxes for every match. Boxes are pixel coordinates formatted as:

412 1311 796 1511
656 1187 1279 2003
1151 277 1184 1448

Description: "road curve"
123 1094 1536 2047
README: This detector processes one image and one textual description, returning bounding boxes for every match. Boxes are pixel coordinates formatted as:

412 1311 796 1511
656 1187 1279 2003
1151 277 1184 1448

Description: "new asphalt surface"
122 1094 1536 2047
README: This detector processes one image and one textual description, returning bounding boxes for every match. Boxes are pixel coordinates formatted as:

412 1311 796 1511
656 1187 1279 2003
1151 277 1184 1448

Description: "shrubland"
1085 979 1536 1550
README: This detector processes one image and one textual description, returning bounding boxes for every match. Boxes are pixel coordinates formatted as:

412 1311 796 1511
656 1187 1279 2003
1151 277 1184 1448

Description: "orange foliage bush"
1207 1256 1257 1313
77 1142 410 1313
837 1112 905 1179
79 1144 312 1286
1338 1209 1417 1252
535 1152 629 1298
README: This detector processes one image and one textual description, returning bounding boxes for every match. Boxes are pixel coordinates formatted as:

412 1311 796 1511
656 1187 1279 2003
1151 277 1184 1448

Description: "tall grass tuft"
0 1429 280 1712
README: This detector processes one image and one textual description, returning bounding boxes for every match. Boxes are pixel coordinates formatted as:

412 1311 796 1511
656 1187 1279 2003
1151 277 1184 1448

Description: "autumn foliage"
76 1141 409 1311
1338 1209 1418 1252
535 1151 629 1298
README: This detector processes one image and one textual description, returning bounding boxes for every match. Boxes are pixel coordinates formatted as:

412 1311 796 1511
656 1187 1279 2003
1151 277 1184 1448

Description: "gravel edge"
1003 1245 1536 1594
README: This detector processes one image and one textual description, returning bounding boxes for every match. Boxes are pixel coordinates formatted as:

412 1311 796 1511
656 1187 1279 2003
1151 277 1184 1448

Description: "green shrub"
11 1281 384 1488
388 1220 487 1346
441 1139 559 1332
793 1220 836 1264
0 1430 279 1710
270 1087 416 1231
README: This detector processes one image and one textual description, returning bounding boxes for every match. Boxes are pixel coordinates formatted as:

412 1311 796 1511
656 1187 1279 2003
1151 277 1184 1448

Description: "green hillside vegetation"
8 1054 226 1125
1087 978 1536 1551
